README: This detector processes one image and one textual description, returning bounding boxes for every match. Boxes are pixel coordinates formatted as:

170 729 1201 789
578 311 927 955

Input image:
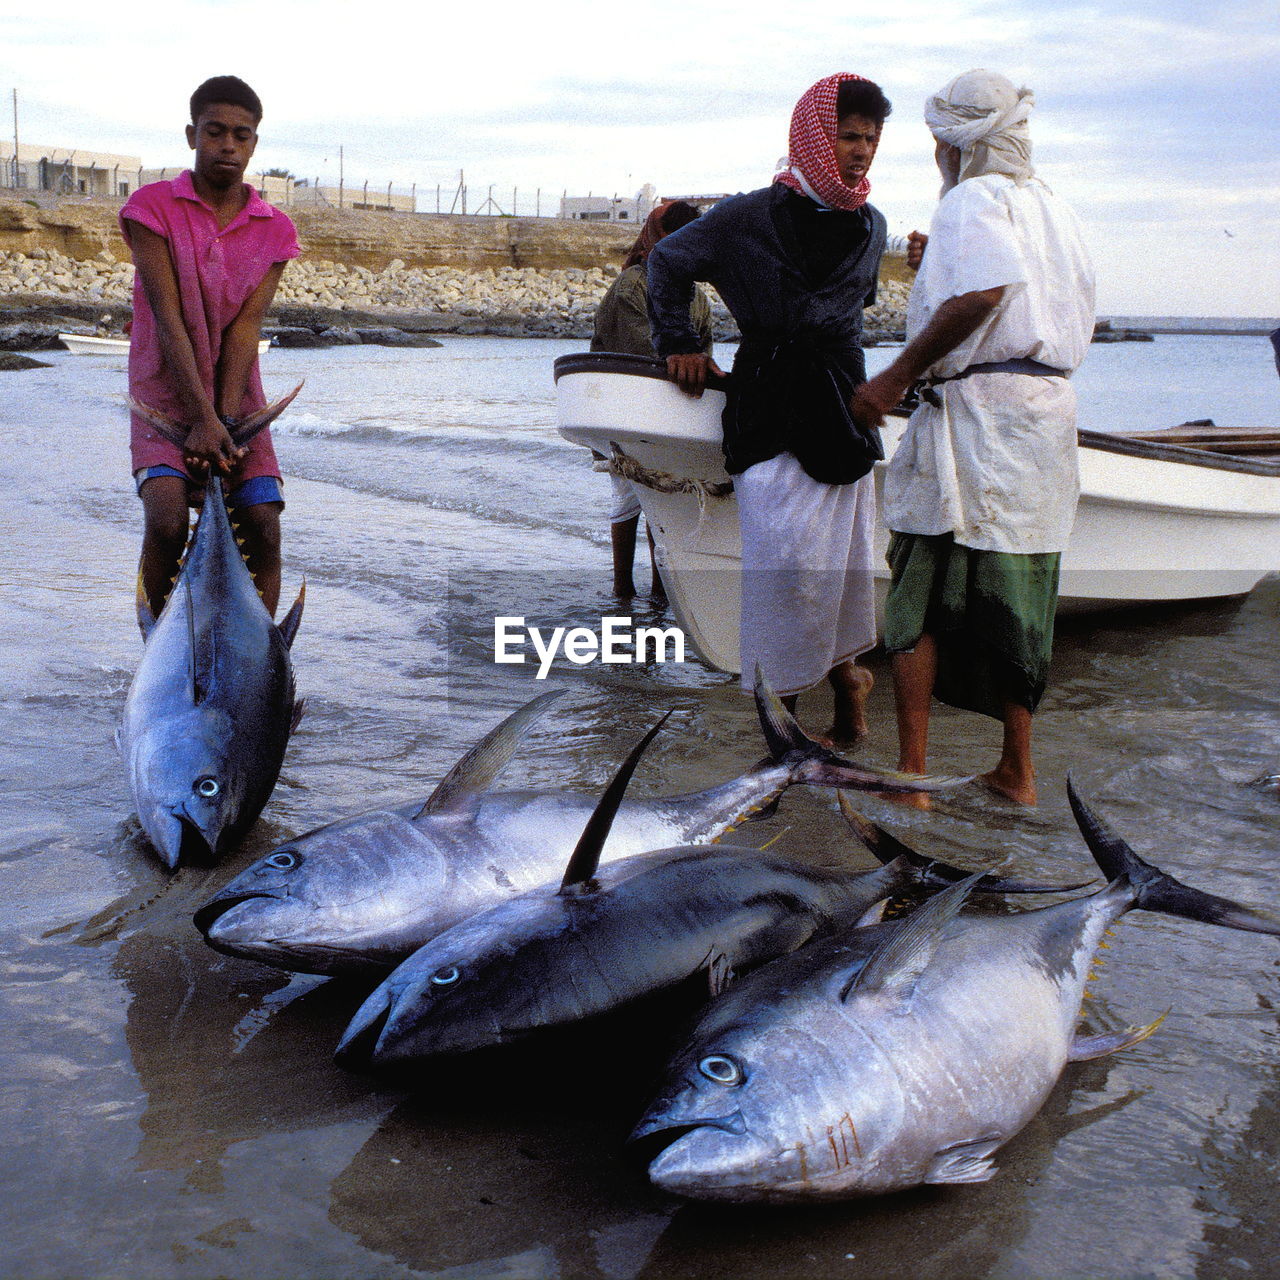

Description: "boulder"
0 351 51 370
354 328 443 348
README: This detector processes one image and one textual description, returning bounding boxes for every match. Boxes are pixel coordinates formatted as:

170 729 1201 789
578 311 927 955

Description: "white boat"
59 332 271 356
555 352 1280 675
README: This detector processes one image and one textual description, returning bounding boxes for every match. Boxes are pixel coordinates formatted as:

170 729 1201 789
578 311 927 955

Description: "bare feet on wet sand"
888 788 932 811
980 764 1038 806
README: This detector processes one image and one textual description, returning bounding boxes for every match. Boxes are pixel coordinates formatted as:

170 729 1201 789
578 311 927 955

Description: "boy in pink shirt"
121 75 299 618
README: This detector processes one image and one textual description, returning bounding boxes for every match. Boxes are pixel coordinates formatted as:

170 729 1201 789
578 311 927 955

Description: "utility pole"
339 144 344 209
12 88 19 189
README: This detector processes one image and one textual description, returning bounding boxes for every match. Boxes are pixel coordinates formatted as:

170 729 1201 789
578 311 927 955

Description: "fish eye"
265 851 298 870
195 776 220 798
698 1054 743 1086
430 967 460 987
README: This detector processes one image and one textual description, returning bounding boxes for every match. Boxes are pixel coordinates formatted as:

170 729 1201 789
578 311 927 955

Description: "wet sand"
2 340 1279 1278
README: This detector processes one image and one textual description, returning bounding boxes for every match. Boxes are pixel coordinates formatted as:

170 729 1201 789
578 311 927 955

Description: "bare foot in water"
887 787 932 811
980 764 1038 806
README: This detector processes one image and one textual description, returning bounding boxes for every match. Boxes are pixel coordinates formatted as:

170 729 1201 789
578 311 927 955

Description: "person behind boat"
122 75 299 620
850 69 1095 805
590 199 713 599
646 74 889 744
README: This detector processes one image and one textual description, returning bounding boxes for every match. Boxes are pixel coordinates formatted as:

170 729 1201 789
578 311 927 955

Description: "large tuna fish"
194 674 966 977
119 441 304 868
631 782 1280 1202
335 721 1078 1068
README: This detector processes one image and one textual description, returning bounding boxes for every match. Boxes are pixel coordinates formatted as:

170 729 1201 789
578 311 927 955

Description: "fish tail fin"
752 665 969 795
837 793 1092 895
229 382 304 448
128 396 190 448
1067 776 1280 936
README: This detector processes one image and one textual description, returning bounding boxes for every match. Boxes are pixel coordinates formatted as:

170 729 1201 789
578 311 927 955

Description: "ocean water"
1 332 1278 1279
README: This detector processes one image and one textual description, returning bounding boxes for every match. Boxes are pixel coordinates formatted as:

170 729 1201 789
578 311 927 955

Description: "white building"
559 183 658 224
1 142 144 197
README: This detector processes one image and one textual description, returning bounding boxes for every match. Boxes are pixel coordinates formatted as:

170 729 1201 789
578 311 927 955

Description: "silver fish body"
335 847 916 1064
119 476 302 868
633 784 1280 1202
195 765 798 976
634 887 1123 1201
195 672 960 976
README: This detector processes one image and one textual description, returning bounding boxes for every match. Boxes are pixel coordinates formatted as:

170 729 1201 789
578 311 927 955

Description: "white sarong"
736 452 877 695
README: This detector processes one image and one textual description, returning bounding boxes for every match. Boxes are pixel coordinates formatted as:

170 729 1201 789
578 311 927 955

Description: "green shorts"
883 531 1060 720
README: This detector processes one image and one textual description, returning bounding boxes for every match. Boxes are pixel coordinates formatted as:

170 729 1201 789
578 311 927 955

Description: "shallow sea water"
1 334 1278 1279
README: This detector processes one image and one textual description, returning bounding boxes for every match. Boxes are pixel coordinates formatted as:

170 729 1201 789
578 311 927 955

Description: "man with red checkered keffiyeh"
647 74 891 744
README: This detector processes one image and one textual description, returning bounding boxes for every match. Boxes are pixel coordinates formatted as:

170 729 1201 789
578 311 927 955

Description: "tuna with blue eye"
194 671 973 977
333 723 1080 1068
118 440 305 869
631 783 1280 1202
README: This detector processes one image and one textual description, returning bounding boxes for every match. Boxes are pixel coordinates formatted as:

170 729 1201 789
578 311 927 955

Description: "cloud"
2 0 1277 312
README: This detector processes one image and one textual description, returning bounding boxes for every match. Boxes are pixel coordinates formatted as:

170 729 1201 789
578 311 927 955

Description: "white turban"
924 69 1035 185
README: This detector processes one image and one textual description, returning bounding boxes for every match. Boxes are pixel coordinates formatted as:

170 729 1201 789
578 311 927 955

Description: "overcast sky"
3 0 1278 316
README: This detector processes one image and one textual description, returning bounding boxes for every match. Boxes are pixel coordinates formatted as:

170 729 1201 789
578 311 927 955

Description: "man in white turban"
850 70 1095 805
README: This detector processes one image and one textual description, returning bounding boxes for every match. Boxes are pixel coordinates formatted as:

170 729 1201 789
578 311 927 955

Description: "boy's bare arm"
216 261 287 421
127 222 242 474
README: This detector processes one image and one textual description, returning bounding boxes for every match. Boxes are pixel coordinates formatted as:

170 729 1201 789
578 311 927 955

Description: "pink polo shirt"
121 170 300 478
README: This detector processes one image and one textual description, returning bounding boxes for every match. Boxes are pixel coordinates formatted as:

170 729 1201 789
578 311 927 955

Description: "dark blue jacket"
647 183 886 483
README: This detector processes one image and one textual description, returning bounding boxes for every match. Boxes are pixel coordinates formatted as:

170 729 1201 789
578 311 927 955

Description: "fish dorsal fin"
414 690 566 819
839 871 983 1003
277 580 306 649
925 1135 1002 1185
228 382 305 448
559 712 672 894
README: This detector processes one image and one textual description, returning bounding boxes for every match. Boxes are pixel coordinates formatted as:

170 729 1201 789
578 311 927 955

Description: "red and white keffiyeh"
773 73 874 212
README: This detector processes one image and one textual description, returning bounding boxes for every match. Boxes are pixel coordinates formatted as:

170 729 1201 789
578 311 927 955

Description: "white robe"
736 453 878 695
883 174 1096 554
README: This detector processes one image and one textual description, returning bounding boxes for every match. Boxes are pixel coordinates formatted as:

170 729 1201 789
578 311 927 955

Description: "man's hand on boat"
666 352 726 397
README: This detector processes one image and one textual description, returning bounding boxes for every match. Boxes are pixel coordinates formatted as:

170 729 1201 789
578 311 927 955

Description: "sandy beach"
1 335 1278 1278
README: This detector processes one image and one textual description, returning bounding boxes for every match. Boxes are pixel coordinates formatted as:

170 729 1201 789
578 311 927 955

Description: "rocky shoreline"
0 246 911 350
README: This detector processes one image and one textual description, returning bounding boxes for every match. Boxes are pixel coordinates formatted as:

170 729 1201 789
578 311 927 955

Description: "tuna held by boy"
119 474 304 867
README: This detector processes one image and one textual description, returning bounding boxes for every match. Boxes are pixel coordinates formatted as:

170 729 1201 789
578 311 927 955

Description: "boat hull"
59 333 271 356
556 355 1280 675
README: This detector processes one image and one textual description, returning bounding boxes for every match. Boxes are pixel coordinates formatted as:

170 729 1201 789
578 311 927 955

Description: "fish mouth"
193 892 276 939
334 992 393 1069
153 812 218 869
629 1109 748 1158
